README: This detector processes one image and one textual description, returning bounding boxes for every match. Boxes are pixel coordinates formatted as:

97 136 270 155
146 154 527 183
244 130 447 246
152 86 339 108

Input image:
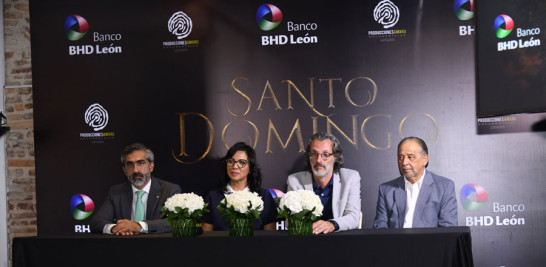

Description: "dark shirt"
313 176 334 221
202 188 278 230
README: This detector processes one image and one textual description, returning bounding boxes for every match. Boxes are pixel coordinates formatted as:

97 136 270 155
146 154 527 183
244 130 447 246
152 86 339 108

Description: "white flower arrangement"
278 190 323 220
218 191 264 221
161 193 209 225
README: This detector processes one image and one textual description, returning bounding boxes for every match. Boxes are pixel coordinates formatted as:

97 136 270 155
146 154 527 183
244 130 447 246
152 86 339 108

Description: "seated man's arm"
90 188 117 234
145 183 182 233
286 173 304 191
335 171 361 231
438 179 458 227
372 185 389 229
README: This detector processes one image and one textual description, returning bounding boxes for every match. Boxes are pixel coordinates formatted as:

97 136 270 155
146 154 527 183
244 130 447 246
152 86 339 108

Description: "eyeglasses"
309 152 334 160
226 158 248 168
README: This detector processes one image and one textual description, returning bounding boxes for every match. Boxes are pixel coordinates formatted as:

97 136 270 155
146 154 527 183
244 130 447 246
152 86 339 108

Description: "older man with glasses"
287 132 362 234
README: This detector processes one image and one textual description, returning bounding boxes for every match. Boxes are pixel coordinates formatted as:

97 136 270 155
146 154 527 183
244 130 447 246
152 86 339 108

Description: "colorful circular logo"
64 15 89 41
495 14 514 39
70 194 95 220
268 188 285 199
256 4 283 31
454 0 474 20
460 183 488 211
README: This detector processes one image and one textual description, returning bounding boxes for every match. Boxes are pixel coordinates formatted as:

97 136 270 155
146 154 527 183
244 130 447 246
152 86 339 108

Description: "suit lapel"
303 172 313 191
394 177 406 228
413 171 433 227
332 172 341 218
147 178 161 219
121 183 133 220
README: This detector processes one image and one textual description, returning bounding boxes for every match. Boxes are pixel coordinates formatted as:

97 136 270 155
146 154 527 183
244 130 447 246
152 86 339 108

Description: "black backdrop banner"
30 1 546 266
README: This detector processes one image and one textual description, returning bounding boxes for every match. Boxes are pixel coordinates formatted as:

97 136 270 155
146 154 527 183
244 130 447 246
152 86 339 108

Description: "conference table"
13 226 473 267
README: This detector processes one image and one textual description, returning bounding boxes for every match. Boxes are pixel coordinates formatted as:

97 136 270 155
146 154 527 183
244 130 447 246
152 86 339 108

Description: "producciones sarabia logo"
373 0 399 29
80 103 115 142
368 0 406 40
163 10 199 51
70 194 95 220
65 15 89 41
168 11 193 39
85 103 109 131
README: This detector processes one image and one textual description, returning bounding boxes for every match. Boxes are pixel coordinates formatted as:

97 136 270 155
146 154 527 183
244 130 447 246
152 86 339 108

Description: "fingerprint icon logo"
373 0 400 29
495 14 514 39
453 0 474 21
84 103 109 131
257 4 283 31
168 11 193 40
64 15 89 41
70 194 95 220
460 183 488 211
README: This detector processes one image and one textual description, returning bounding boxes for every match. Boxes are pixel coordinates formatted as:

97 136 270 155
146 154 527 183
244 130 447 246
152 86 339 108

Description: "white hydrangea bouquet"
217 191 264 236
161 193 209 237
278 190 323 235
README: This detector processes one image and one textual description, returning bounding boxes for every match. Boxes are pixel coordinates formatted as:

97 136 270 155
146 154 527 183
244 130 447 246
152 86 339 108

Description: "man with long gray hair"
287 132 362 234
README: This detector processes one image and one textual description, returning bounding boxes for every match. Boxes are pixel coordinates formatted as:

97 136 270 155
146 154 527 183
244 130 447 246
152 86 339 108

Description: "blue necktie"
134 190 146 222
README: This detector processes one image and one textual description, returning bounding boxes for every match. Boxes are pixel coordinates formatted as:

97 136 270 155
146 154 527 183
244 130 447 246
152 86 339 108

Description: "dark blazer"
90 177 181 233
373 171 458 229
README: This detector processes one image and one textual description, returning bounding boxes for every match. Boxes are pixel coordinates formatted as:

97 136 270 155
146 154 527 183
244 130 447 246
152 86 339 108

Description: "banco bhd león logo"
460 183 488 211
64 15 89 41
454 0 474 20
256 4 283 31
70 194 95 220
495 14 514 39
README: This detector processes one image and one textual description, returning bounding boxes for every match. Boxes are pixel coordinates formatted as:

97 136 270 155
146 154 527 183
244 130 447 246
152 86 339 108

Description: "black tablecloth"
13 226 473 267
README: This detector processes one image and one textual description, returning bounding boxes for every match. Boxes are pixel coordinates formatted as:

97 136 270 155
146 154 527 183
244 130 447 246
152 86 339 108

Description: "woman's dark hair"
219 142 262 194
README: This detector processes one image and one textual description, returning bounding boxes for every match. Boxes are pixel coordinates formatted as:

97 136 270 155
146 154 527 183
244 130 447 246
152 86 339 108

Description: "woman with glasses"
202 142 278 231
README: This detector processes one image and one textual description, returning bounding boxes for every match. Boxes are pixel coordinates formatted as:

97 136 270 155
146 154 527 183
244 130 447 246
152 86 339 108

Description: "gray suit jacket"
372 170 458 229
287 168 361 231
90 177 181 233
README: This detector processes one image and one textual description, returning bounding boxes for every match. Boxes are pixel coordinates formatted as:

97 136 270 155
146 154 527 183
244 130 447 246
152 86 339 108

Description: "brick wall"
3 0 37 259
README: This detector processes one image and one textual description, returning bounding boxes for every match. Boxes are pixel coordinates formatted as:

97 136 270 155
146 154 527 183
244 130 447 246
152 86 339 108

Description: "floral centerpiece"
278 190 323 235
161 193 209 237
217 190 264 236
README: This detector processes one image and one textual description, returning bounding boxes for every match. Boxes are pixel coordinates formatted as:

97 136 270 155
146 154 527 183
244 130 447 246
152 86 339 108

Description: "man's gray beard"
128 174 150 187
312 165 332 178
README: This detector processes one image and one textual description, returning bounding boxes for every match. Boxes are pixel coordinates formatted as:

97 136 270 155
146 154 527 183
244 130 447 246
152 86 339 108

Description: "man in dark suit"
373 137 458 229
91 143 181 235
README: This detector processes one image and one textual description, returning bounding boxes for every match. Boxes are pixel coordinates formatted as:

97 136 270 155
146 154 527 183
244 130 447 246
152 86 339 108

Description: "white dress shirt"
403 170 426 228
104 180 151 234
